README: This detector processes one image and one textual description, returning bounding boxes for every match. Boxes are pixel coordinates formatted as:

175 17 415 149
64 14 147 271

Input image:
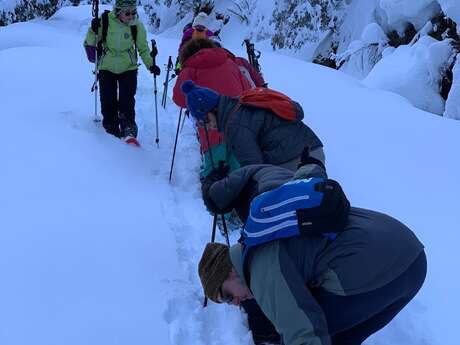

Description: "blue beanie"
181 80 220 120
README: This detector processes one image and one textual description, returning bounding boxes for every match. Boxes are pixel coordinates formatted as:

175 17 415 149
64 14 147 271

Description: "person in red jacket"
173 38 253 176
173 39 252 108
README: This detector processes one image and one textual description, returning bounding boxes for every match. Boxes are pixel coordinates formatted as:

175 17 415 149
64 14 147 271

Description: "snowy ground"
1 6 459 345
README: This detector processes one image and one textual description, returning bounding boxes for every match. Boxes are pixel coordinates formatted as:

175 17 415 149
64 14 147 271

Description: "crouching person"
181 80 325 171
198 160 426 345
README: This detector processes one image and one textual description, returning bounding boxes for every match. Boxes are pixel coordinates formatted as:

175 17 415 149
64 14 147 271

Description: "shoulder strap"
223 101 242 136
101 10 110 44
130 24 138 51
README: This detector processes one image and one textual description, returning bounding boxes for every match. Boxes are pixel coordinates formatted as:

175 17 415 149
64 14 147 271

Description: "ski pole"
151 39 160 147
220 213 230 246
201 118 230 308
203 122 216 169
180 109 189 133
162 56 173 108
92 0 100 123
169 108 183 182
203 212 219 307
202 212 230 308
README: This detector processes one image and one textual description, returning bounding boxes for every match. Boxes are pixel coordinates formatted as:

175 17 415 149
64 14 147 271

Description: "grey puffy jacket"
216 96 323 168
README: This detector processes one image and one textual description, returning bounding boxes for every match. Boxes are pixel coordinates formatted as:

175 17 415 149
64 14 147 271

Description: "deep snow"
1 5 459 345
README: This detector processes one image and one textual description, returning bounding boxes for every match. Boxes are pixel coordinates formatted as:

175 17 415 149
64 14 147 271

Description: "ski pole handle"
151 39 158 63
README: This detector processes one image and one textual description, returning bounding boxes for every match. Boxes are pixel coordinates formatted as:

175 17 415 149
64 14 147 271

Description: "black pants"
315 251 427 345
241 299 281 344
243 251 427 345
99 69 138 138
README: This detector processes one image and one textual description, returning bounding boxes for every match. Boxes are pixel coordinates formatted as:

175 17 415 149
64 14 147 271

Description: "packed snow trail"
1 6 460 345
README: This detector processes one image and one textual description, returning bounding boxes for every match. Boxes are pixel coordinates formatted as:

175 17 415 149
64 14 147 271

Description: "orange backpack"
237 87 300 121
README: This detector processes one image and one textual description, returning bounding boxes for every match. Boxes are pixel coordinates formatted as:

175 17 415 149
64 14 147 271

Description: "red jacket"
173 48 252 108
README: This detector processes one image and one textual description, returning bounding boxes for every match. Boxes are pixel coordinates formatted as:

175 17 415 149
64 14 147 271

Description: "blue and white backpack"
242 177 350 259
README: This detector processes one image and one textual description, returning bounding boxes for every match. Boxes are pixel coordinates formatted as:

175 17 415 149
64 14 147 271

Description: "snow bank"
437 0 460 33
444 55 460 119
1 6 460 345
379 0 441 32
363 36 453 114
338 22 388 79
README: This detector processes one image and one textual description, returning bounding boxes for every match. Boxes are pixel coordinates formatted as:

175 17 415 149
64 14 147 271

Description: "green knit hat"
115 0 136 10
198 243 233 303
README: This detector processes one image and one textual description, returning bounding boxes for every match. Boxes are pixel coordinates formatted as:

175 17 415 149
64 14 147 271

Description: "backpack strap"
97 10 110 58
130 24 138 55
223 101 242 137
130 24 138 60
101 10 110 44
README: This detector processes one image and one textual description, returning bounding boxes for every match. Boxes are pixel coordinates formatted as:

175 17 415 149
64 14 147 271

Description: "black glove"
149 64 161 76
207 163 230 183
201 163 230 214
91 18 100 33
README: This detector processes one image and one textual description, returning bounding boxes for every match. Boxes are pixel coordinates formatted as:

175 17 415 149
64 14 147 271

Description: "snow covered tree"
271 0 345 50
0 0 62 26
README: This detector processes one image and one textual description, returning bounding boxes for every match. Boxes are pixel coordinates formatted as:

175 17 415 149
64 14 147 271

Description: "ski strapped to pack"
243 39 262 74
242 177 350 261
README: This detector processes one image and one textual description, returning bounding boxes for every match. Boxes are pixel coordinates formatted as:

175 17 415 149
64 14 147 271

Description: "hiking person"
198 160 426 345
172 39 253 177
180 81 325 171
173 39 252 112
84 0 161 140
200 150 326 344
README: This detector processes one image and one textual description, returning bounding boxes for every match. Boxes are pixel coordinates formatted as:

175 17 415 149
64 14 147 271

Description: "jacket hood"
184 48 230 69
292 100 305 121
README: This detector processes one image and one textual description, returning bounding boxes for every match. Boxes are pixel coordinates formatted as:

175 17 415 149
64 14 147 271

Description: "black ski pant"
99 69 138 138
242 250 427 345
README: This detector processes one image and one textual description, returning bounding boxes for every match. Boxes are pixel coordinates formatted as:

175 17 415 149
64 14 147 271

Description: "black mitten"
201 163 230 213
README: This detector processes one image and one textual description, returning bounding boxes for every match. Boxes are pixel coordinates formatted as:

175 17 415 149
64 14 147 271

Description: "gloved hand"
149 64 161 76
206 162 230 183
201 162 230 214
298 146 326 171
91 18 100 33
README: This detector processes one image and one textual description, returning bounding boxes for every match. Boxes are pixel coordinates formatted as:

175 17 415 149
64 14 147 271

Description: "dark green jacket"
84 11 153 74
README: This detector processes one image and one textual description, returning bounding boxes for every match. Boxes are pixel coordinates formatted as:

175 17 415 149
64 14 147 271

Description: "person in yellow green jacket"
84 0 160 139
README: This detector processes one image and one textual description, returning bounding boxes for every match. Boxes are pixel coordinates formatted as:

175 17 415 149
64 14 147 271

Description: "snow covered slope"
1 6 459 345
